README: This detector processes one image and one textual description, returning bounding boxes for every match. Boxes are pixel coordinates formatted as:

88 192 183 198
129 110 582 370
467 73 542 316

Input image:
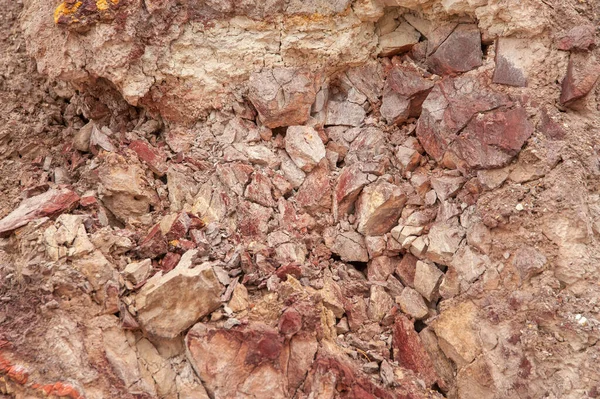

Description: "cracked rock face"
2 0 600 398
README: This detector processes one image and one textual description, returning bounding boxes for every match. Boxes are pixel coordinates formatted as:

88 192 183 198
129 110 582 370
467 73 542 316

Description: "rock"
161 211 192 241
336 317 350 334
426 222 465 265
356 181 407 236
345 61 384 104
456 356 496 399
477 168 510 190
248 68 317 128
98 153 158 222
347 126 387 163
378 20 421 56
186 322 317 399
331 231 369 263
236 201 273 239
392 314 439 388
451 246 489 284
410 235 429 258
320 276 345 318
539 108 567 140
243 144 281 168
450 107 534 169
123 259 152 286
244 172 276 207
363 361 380 374
367 256 395 282
512 246 547 283
72 121 93 152
325 100 366 127
135 253 223 338
430 175 466 201
395 253 418 287
335 163 370 217
419 327 454 392
466 222 492 253
493 38 543 87
397 287 429 320
228 283 249 313
0 188 79 236
367 285 394 322
192 180 230 224
285 126 326 172
416 76 511 164
167 167 198 211
432 301 481 367
138 224 168 259
129 140 168 176
380 67 434 125
556 25 596 51
427 24 483 75
365 236 387 258
560 53 600 106
414 261 443 302
396 146 422 172
295 161 331 213
279 150 307 189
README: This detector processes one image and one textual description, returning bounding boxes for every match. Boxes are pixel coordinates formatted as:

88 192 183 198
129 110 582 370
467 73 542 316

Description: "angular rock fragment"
427 24 482 75
123 259 152 286
285 126 326 172
135 253 223 338
419 327 454 392
395 253 418 287
397 287 428 320
512 246 547 283
236 200 273 239
380 67 434 125
367 285 394 322
129 140 167 176
192 180 231 224
378 20 421 56
356 181 407 236
451 246 489 284
393 314 439 388
430 175 466 202
493 38 545 87
560 53 600 106
345 61 384 104
414 261 443 302
556 25 596 51
367 256 396 282
426 223 465 265
248 67 317 128
325 100 366 127
0 188 79 236
295 161 331 213
335 163 370 217
244 172 276 207
432 301 482 367
331 231 369 263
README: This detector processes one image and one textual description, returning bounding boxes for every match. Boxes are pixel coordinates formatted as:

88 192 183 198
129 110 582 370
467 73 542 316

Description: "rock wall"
0 0 599 398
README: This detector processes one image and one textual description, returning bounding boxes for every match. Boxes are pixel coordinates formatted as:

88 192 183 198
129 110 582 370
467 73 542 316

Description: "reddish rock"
493 38 528 87
129 140 168 176
0 188 79 236
427 24 483 76
345 61 384 104
331 231 369 263
137 224 168 259
356 181 407 236
450 107 534 169
556 25 596 51
380 66 434 125
278 308 303 336
161 252 181 272
285 125 326 172
395 253 418 287
392 314 439 388
163 212 192 241
236 200 273 239
295 161 332 213
335 163 370 217
245 172 276 207
560 53 600 106
539 108 566 140
367 256 396 282
248 67 317 128
276 263 302 280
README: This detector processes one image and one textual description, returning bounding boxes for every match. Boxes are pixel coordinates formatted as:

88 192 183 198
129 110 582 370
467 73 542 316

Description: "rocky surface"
1 0 600 398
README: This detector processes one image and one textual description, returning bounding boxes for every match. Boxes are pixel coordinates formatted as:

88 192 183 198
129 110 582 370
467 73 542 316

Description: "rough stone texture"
135 254 223 338
356 181 408 236
556 25 596 51
380 66 434 125
432 301 481 367
414 261 443 302
560 53 600 106
493 38 548 87
331 231 369 263
285 126 326 172
427 24 483 75
397 287 428 319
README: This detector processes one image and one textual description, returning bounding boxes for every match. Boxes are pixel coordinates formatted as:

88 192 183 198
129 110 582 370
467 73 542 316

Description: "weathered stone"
98 153 158 222
466 222 492 253
560 53 600 106
295 161 331 213
248 68 317 128
416 77 510 164
430 175 466 202
427 24 483 75
245 172 276 207
123 259 152 286
414 261 443 302
236 200 273 239
493 38 545 87
451 246 489 284
321 276 345 318
380 67 434 125
72 121 93 152
397 287 428 320
395 253 418 287
331 231 368 263
456 356 496 399
512 246 547 283
335 163 370 217
192 180 230 224
325 100 366 127
345 61 384 104
0 188 79 237
367 285 394 322
168 166 198 211
556 25 596 51
129 140 168 176
161 211 192 241
477 168 510 190
135 254 223 338
432 301 481 367
285 126 326 172
392 314 439 388
419 327 454 392
426 222 465 265
356 181 407 236
186 322 317 399
367 256 395 282
396 146 422 172
365 235 387 258
228 283 249 313
347 126 387 163
379 20 421 56
279 150 306 189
